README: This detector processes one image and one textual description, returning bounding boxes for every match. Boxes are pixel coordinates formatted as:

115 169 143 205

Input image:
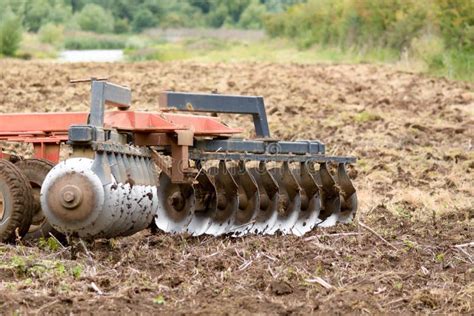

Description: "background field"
1 0 473 80
0 60 472 314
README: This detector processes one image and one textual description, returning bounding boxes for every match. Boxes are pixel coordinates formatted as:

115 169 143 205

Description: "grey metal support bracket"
69 80 132 143
159 91 271 138
89 80 132 127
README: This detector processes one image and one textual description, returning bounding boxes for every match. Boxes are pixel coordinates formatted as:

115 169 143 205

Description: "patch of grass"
353 111 383 123
127 43 191 62
435 253 445 263
125 37 402 68
393 205 413 220
153 294 166 305
71 265 83 279
403 239 416 251
64 32 129 50
17 32 57 59
431 50 474 82
393 281 403 291
38 236 61 252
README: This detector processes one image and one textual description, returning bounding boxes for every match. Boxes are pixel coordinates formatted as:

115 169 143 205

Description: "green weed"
153 294 166 305
71 265 83 279
353 111 382 123
38 237 61 252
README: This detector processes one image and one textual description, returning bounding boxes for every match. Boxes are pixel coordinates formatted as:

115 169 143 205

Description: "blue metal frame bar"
194 139 325 155
159 91 271 138
190 151 356 164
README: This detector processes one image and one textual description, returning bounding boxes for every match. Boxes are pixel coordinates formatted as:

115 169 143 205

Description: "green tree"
77 3 114 33
47 1 73 25
114 18 130 33
132 7 157 32
38 23 64 47
159 1 203 28
24 0 51 32
189 0 211 14
0 10 23 56
207 0 252 27
239 0 266 29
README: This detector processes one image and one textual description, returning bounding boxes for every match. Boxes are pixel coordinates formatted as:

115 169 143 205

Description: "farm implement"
0 80 357 241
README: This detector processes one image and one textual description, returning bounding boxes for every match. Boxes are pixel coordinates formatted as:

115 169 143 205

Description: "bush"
132 8 157 33
264 0 472 52
77 4 114 34
410 34 445 70
64 33 127 50
0 11 22 56
239 0 266 29
23 0 51 32
38 23 64 47
114 18 130 34
126 44 191 62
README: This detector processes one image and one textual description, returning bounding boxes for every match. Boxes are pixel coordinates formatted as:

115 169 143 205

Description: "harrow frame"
0 80 358 240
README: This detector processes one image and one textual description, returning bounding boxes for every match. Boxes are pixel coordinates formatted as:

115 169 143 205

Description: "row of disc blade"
154 160 357 237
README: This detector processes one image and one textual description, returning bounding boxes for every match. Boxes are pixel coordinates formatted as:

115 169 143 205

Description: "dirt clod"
271 280 293 296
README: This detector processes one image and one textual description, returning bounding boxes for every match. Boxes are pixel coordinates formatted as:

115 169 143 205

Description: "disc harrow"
0 80 357 241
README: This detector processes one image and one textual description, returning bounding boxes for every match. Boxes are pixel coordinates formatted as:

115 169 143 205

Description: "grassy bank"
263 0 473 81
12 29 474 82
126 37 398 63
126 37 472 81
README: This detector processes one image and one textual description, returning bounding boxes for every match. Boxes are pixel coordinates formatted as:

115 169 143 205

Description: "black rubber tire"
15 159 63 241
0 160 34 243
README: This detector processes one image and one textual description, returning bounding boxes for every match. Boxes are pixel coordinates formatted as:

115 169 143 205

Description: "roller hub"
60 185 83 209
168 192 185 213
46 173 96 222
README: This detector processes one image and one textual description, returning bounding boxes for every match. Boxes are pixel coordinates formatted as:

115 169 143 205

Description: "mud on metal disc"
155 172 195 234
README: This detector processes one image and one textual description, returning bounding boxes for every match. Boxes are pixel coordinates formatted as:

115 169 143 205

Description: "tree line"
0 0 302 34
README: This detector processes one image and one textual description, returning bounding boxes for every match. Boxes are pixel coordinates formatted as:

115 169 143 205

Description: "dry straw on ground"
0 60 472 314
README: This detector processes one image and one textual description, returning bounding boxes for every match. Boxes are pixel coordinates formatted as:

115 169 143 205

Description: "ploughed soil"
0 60 473 315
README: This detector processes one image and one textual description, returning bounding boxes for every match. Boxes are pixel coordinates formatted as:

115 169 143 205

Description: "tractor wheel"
15 159 64 241
0 160 34 243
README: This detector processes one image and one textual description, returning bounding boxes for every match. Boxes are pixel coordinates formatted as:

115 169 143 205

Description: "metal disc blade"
205 163 239 236
249 166 279 235
229 162 260 237
291 163 322 236
268 164 301 234
336 163 358 224
155 173 195 234
292 195 322 236
338 193 358 224
186 170 216 236
186 212 212 236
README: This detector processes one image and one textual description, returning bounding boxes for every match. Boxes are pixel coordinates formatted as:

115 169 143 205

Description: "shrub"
23 0 51 32
77 4 114 34
132 8 157 33
0 11 22 56
239 0 267 29
64 33 127 50
126 44 190 62
263 0 472 53
38 23 64 47
114 18 130 34
410 34 445 70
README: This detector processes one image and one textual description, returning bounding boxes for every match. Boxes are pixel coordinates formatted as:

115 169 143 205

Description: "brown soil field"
0 60 473 314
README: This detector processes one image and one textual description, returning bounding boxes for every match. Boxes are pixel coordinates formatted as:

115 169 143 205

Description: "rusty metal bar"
33 143 61 163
